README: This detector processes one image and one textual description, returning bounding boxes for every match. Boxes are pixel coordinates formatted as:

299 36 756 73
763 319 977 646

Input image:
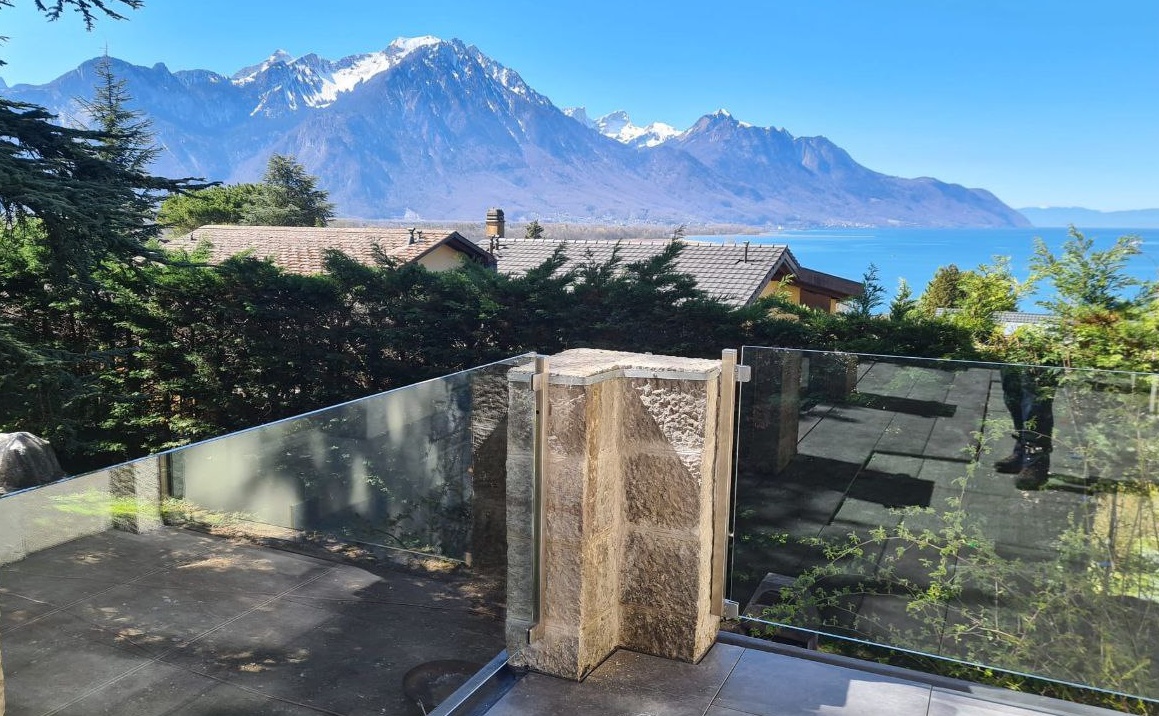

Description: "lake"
689 226 1159 310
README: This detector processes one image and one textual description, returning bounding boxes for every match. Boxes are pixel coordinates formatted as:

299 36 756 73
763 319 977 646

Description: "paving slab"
580 642 744 701
49 661 221 716
713 648 934 716
0 527 507 716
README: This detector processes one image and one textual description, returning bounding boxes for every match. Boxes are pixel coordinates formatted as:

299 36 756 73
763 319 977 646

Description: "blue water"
689 227 1159 310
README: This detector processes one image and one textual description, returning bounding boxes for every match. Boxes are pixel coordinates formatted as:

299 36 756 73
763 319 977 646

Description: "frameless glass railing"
166 354 536 564
730 346 1159 703
0 353 536 715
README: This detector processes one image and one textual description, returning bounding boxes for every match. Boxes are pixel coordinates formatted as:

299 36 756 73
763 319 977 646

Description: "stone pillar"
505 349 729 680
737 349 802 476
806 351 858 402
110 458 164 534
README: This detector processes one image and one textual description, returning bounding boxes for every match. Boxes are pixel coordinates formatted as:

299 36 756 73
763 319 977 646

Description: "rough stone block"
505 349 728 681
618 605 712 663
621 529 702 609
624 451 699 530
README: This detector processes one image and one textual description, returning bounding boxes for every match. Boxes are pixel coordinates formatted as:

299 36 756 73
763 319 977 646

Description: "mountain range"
1 36 1029 227
1017 207 1159 229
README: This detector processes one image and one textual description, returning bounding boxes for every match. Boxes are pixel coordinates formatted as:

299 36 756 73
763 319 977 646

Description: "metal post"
528 356 549 643
711 349 739 616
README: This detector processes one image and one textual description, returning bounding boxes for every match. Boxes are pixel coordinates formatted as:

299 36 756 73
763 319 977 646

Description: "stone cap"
510 349 720 385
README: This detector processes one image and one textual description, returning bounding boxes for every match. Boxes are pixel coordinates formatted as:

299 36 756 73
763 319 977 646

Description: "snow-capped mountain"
564 107 680 148
0 38 1029 227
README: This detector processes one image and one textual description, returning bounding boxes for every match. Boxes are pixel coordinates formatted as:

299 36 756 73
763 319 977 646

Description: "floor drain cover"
403 659 483 713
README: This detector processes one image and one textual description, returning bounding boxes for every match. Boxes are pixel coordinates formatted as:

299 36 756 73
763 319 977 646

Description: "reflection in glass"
167 355 536 562
731 347 1159 702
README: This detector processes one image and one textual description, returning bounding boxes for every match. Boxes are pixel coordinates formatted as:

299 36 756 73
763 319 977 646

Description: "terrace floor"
730 355 1158 704
0 527 504 716
0 527 1128 716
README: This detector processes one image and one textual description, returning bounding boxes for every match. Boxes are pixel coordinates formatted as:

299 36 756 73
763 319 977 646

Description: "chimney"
486 208 505 239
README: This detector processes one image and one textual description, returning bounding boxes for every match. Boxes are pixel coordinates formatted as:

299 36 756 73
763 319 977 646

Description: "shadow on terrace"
0 354 535 716
731 347 1159 705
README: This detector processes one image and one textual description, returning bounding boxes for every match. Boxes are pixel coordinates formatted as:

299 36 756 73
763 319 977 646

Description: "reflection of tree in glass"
754 408 1159 702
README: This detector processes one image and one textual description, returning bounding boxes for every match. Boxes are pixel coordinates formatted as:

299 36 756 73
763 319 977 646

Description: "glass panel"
731 346 1159 702
0 355 535 715
0 465 147 565
167 354 536 562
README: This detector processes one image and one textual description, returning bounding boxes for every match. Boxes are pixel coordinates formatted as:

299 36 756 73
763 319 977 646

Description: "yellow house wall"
758 279 843 314
759 281 800 304
417 244 467 272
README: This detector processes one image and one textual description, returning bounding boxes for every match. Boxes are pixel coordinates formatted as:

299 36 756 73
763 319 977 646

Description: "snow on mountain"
562 106 597 129
564 109 681 148
232 36 449 114
231 50 294 84
0 38 1030 227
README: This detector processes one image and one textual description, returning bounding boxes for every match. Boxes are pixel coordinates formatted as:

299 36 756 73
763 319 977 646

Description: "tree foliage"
1012 227 1158 371
243 153 335 227
947 257 1024 340
917 264 965 316
889 278 917 321
77 54 157 172
524 219 544 239
157 184 261 233
0 97 201 284
0 0 141 29
844 263 886 317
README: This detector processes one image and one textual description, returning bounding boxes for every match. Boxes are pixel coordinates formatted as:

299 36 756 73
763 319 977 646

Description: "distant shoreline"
329 219 765 242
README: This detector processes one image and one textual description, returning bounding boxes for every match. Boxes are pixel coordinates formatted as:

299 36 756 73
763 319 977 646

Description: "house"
169 224 496 274
484 237 862 312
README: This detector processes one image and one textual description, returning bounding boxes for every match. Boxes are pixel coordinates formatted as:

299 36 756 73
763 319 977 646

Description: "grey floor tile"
582 643 744 700
50 661 221 716
1 529 215 581
928 689 1069 715
0 579 67 628
147 541 335 595
67 582 268 654
167 682 336 716
485 671 707 716
161 598 337 677
713 649 933 716
1 611 157 715
188 603 503 715
706 706 765 716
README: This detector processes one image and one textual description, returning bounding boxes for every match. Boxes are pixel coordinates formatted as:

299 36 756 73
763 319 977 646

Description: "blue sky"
2 0 1156 211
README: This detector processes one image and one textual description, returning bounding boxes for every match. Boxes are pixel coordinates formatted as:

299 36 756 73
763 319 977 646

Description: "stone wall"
737 349 802 476
506 349 730 680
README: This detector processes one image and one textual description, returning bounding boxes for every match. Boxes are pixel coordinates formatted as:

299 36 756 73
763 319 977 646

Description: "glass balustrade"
0 353 536 715
731 346 1159 703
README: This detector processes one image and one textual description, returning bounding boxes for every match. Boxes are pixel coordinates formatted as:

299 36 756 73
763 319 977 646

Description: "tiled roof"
484 238 859 307
167 225 494 274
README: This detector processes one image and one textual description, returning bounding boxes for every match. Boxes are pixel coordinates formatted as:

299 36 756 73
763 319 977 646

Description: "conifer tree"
78 54 158 172
917 264 965 316
243 154 335 227
889 278 917 321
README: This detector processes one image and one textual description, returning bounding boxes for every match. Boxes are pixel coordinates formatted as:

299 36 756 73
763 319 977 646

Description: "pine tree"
0 97 195 283
917 264 965 316
845 263 886 317
78 54 158 172
524 219 544 239
243 154 335 227
889 278 917 321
